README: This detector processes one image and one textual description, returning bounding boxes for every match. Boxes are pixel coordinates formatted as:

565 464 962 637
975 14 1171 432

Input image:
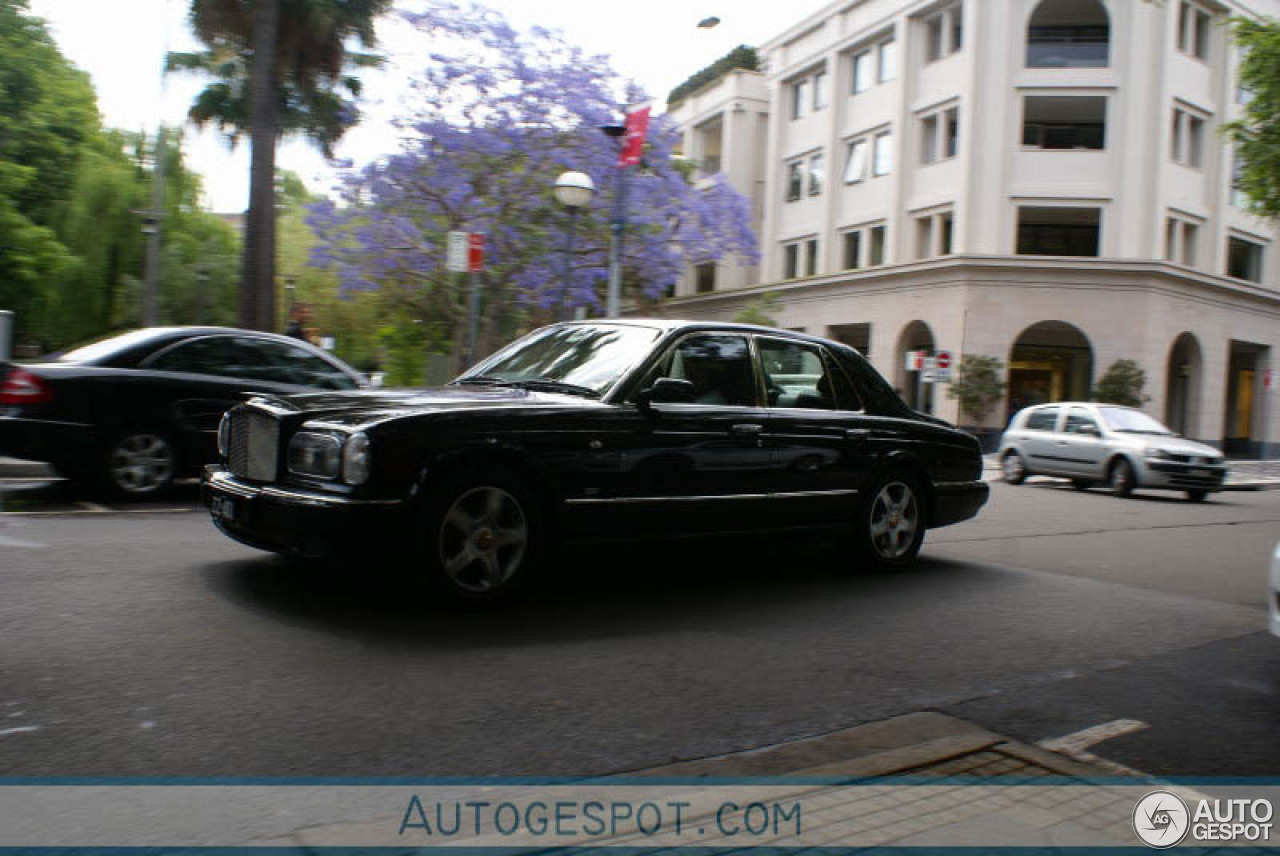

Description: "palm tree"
168 0 388 331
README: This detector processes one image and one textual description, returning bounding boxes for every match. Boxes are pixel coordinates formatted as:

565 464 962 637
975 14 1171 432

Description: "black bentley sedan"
0 327 367 498
202 320 989 603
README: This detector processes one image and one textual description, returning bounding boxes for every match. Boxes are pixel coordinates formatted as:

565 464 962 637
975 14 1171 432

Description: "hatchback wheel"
1002 452 1027 485
857 472 926 570
103 429 177 499
1109 458 1135 498
419 467 543 605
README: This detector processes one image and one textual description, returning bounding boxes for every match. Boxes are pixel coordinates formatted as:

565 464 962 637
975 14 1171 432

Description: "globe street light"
553 170 595 319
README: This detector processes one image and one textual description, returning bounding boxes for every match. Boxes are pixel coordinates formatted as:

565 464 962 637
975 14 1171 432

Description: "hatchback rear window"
1024 407 1059 431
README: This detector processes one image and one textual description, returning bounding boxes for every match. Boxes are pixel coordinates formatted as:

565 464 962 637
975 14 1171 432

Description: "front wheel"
417 467 544 605
856 473 926 570
1109 458 1135 498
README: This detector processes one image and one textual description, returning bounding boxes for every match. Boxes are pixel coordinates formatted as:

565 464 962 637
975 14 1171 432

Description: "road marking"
0 726 40 738
0 534 44 548
76 501 110 512
1038 719 1150 775
0 508 198 517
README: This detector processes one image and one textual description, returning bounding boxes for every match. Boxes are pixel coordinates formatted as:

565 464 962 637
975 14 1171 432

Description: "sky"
27 0 833 213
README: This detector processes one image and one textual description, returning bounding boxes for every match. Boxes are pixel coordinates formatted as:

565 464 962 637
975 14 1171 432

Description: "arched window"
1027 0 1110 68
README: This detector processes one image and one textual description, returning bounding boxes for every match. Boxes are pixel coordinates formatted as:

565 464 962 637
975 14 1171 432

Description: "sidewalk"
248 712 1156 851
983 453 1280 490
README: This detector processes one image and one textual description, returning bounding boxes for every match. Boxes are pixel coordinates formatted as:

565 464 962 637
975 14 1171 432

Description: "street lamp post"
553 171 595 320
600 123 627 318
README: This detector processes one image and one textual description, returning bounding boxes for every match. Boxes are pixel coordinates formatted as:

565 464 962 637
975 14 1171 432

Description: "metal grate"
228 411 279 482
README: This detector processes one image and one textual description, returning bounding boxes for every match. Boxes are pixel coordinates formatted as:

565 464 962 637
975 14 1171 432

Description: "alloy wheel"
868 481 920 560
109 433 175 495
438 486 529 593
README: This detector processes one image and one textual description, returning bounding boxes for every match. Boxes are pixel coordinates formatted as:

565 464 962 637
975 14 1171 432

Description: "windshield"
1098 407 1174 435
456 323 662 396
50 329 163 364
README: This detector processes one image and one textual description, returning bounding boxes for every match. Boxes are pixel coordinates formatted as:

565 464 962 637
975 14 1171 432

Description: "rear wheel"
1002 452 1027 485
1186 489 1209 502
856 472 926 570
416 466 544 605
1109 458 1135 498
100 428 178 500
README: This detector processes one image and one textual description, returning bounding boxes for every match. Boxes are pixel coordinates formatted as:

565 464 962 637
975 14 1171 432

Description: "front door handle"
731 423 765 437
846 428 873 442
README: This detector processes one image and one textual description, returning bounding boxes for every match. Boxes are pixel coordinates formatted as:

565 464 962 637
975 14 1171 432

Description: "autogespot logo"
1134 791 1191 848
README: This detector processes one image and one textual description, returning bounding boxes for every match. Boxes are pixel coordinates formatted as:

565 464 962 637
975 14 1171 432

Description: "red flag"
618 106 651 168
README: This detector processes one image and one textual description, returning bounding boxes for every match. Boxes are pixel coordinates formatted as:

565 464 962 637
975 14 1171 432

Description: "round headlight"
287 432 343 480
217 412 231 458
343 432 371 485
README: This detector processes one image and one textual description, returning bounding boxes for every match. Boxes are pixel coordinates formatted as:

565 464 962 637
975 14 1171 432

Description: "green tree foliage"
1224 17 1280 220
947 355 1008 424
731 292 781 327
0 0 97 344
1094 359 1149 407
667 45 759 107
168 0 390 332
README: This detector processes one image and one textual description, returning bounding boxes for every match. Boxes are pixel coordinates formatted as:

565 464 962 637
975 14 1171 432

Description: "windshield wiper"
505 379 600 398
453 376 599 398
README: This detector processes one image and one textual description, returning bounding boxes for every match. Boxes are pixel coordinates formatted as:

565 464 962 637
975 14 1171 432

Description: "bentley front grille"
228 411 280 482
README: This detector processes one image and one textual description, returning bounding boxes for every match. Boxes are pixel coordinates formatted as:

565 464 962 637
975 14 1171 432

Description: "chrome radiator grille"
227 411 280 482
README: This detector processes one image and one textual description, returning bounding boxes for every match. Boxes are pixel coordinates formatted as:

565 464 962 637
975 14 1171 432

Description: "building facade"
665 0 1280 456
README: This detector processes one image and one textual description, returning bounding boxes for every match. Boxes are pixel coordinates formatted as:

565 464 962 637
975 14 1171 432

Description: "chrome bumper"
203 466 403 508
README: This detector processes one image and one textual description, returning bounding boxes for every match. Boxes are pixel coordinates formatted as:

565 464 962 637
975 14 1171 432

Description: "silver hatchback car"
999 402 1228 501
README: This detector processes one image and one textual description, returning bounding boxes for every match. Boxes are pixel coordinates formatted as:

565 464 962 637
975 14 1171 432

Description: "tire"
99 427 178 500
416 465 545 605
1185 489 1209 503
1002 451 1028 485
1108 458 1135 498
1071 479 1092 491
855 471 927 570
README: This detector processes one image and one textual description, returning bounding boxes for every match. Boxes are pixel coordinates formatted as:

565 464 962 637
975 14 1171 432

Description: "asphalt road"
0 476 1275 777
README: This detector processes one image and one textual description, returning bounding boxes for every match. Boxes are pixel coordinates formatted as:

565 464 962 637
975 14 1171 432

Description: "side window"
757 338 859 411
643 334 757 407
146 337 240 377
1064 407 1099 434
235 339 357 390
1024 407 1060 431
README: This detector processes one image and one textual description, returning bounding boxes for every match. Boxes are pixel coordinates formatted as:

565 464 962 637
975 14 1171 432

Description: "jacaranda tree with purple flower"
309 1 758 361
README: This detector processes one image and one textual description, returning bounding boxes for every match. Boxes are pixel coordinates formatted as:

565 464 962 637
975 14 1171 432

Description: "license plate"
211 496 236 522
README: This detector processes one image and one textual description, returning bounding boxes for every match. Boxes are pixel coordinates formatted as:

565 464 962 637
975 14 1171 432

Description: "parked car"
1269 540 1280 640
0 327 368 498
998 402 1227 501
202 320 990 603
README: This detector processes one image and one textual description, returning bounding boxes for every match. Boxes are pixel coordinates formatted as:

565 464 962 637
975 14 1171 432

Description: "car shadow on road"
1020 478 1242 505
202 539 982 650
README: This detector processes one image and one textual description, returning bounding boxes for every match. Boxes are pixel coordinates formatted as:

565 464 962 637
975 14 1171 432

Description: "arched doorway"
895 320 936 414
1165 332 1202 438
1007 321 1093 420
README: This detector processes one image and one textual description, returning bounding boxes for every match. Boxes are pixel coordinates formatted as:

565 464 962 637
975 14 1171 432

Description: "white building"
665 0 1280 456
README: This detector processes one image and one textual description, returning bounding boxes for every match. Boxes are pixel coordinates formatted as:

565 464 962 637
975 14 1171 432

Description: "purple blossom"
309 1 758 315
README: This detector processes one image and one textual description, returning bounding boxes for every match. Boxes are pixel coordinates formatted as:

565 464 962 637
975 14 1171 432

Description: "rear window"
1024 407 1059 431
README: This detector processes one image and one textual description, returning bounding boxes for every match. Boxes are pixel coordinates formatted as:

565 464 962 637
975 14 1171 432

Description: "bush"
731 292 780 327
947 355 1007 424
1094 359 1149 407
667 45 759 107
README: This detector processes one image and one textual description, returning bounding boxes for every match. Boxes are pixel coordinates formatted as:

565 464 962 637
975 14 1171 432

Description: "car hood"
246 384 600 429
1131 436 1223 458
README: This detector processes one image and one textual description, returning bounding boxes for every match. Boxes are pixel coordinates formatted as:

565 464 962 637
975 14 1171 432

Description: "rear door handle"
731 423 765 437
846 428 873 442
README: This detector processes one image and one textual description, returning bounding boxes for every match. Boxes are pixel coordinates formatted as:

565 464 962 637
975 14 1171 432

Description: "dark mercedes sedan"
202 321 988 603
0 327 367 497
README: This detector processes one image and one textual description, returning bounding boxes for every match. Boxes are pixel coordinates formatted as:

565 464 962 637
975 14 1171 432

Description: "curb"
627 711 1109 780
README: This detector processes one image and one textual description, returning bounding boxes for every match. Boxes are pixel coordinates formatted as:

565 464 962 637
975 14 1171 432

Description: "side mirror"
635 377 695 409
